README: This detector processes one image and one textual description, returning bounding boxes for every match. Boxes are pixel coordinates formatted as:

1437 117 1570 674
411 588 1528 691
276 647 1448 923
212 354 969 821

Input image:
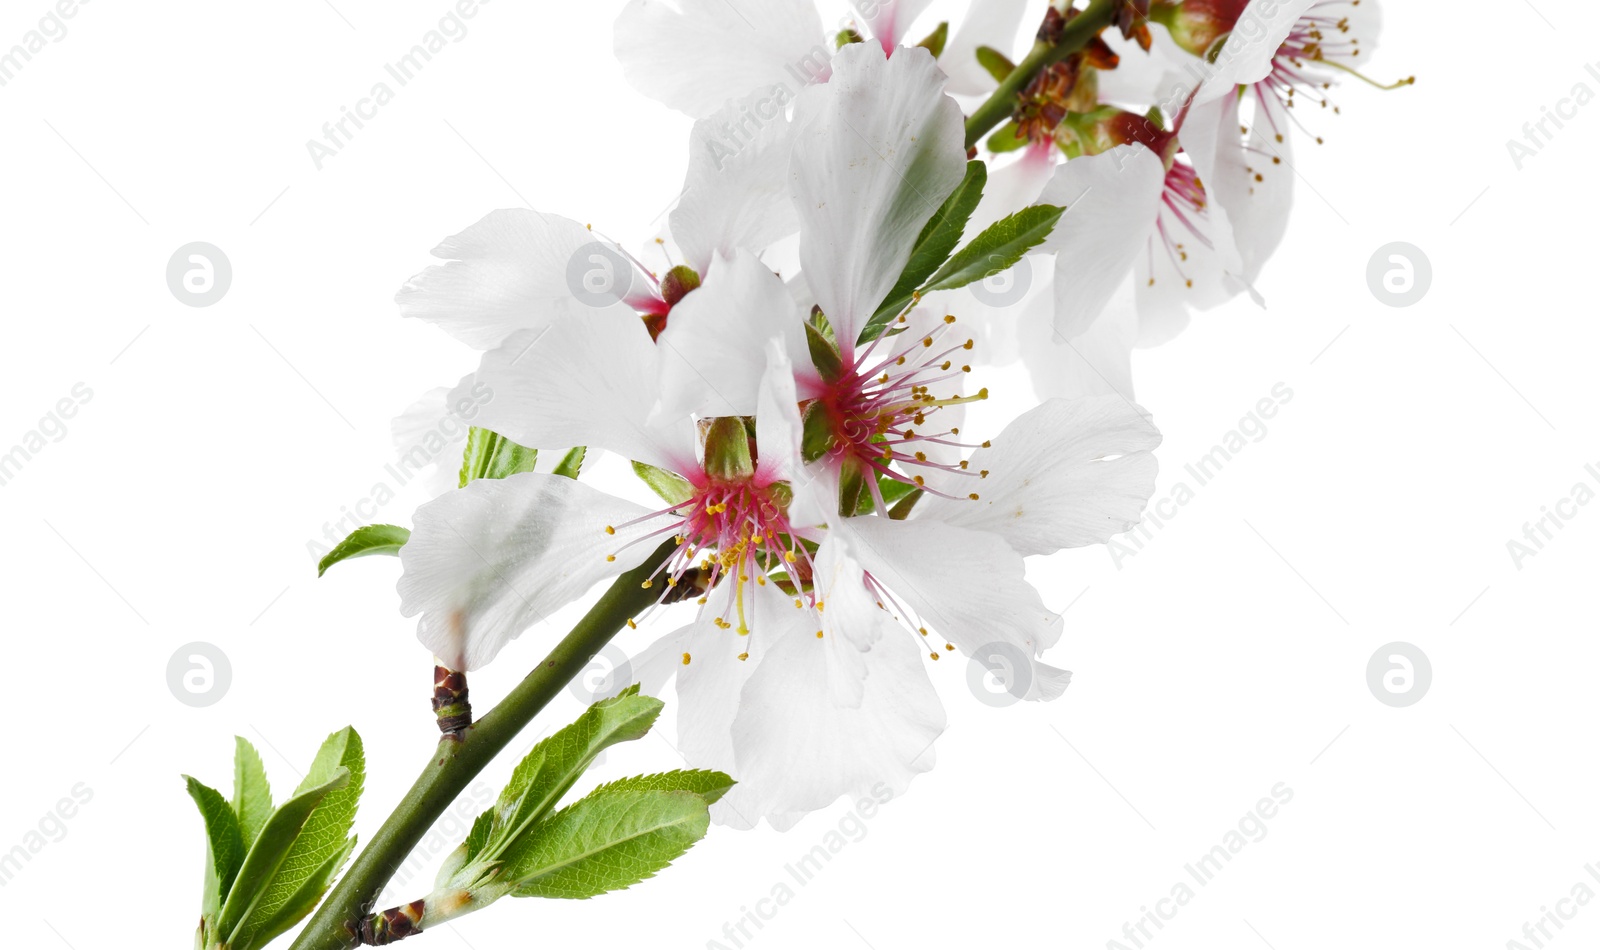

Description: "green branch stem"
963 0 1121 149
289 540 678 950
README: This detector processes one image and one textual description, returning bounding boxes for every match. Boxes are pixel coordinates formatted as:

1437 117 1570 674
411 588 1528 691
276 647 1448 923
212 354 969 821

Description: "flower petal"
614 0 829 118
1018 274 1140 401
916 395 1161 555
1196 91 1294 286
729 538 945 829
852 0 936 49
790 44 966 357
1195 0 1319 102
395 210 634 350
672 87 803 274
390 376 477 499
941 0 1033 96
839 516 1067 700
466 310 697 472
1040 145 1165 341
656 250 804 418
396 473 654 671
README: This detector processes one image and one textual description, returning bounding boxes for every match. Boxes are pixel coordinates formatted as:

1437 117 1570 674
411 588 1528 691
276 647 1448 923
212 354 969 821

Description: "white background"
2 1 1597 948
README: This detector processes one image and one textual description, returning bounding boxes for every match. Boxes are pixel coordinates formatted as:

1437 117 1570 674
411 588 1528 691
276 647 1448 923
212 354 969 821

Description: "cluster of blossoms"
381 0 1405 830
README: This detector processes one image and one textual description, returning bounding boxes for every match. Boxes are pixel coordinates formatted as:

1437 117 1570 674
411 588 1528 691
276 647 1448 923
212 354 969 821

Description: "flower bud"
701 416 755 482
1150 0 1246 59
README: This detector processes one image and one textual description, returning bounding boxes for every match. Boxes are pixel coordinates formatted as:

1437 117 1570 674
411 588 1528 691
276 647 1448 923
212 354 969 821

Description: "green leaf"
632 460 694 505
216 766 351 945
593 770 735 806
317 524 410 577
920 204 1065 295
232 738 273 848
915 21 948 58
465 687 663 875
503 789 712 899
459 426 539 487
552 446 587 480
985 121 1029 153
853 472 921 516
225 728 364 950
245 835 357 949
864 161 987 340
185 776 245 921
976 45 1015 82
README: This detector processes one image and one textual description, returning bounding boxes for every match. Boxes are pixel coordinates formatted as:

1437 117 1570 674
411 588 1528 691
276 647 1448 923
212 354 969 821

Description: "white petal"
466 311 697 472
790 44 966 357
1019 273 1140 401
840 516 1067 700
390 377 476 499
672 88 802 274
941 0 1035 96
916 396 1161 555
397 473 654 671
1040 145 1165 341
729 538 945 828
656 250 803 418
614 0 829 118
1195 0 1319 102
852 0 935 48
395 210 636 350
1205 91 1294 285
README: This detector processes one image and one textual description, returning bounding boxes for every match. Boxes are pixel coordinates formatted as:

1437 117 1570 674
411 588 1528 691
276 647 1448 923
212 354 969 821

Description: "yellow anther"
922 337 934 348
604 525 616 535
968 492 980 500
918 627 928 636
980 470 989 478
981 440 992 448
816 630 824 639
784 550 797 563
915 451 926 461
943 314 956 324
641 579 654 589
929 652 940 661
682 652 692 665
959 460 969 470
626 619 637 629
945 643 955 651
606 555 616 562
963 339 974 350
738 652 749 661
913 475 925 486
977 387 989 399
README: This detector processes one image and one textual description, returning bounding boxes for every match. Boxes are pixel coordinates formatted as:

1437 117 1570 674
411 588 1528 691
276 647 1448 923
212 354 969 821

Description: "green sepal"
864 161 988 341
837 456 869 517
920 204 1065 295
317 524 410 577
805 319 845 383
702 417 754 482
801 400 836 465
185 776 246 922
976 45 1015 82
459 426 539 487
986 122 1029 153
916 21 948 57
888 488 924 520
232 737 273 847
632 460 694 505
503 789 713 899
553 446 587 480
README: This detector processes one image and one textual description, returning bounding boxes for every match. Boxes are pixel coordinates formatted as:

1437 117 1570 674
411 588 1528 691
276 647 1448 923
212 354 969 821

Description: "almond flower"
396 45 1161 828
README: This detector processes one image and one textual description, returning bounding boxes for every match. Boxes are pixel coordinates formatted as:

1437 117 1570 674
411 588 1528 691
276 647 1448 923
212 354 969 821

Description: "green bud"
916 21 948 58
835 27 864 48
